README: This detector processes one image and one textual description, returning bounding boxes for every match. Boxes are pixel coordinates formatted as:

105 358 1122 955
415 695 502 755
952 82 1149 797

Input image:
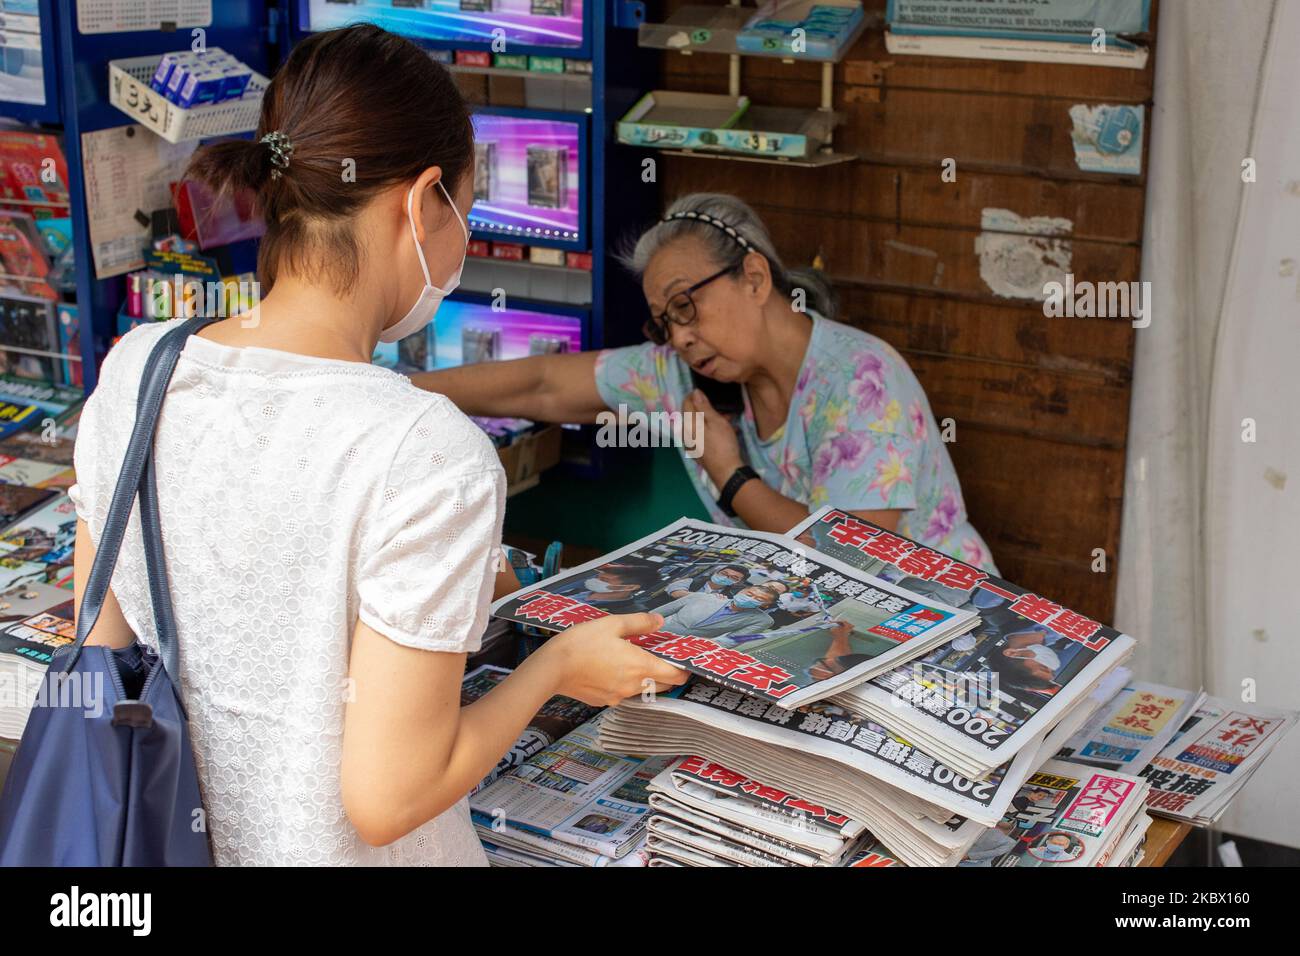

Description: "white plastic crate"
108 56 268 144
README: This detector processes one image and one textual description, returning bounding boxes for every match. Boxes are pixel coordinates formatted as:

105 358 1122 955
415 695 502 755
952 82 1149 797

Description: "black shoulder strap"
58 317 216 678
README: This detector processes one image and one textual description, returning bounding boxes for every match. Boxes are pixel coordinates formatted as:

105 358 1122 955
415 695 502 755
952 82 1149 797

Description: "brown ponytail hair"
185 24 473 294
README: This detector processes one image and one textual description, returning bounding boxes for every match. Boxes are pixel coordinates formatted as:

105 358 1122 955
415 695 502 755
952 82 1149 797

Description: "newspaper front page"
790 507 1136 774
492 518 977 709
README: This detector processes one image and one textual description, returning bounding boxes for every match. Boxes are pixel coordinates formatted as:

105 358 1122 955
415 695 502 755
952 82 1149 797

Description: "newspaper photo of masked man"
790 506 1137 778
491 518 979 710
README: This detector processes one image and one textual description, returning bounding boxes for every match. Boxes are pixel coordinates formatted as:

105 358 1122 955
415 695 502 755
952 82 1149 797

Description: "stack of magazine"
469 711 668 867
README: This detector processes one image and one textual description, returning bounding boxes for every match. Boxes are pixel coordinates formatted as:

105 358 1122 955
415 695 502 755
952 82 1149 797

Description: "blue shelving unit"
54 1 279 391
4 0 659 449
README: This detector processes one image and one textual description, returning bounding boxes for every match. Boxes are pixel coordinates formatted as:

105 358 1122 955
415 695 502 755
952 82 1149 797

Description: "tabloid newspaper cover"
789 506 1135 771
491 517 977 709
959 759 1149 867
1056 681 1205 772
1139 698 1298 824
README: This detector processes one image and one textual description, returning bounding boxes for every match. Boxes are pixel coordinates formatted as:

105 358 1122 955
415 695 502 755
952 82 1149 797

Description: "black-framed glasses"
642 263 740 345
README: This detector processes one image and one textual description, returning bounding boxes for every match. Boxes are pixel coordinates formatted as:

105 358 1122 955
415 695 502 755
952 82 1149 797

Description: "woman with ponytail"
417 193 996 571
69 24 683 866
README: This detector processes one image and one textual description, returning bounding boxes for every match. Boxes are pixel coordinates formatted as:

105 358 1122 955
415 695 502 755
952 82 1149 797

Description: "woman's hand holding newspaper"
542 613 687 708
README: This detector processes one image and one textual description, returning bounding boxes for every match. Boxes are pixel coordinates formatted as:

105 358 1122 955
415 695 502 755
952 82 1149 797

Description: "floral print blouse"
593 312 998 573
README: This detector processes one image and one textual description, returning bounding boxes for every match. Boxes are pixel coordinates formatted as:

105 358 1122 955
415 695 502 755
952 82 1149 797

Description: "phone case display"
304 0 586 51
468 112 583 246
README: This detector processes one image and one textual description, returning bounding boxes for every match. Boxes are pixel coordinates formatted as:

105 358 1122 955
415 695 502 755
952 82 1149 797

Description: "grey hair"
618 192 836 320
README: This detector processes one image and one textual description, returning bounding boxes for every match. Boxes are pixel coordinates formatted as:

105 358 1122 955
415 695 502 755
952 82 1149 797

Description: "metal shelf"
637 4 868 64
657 146 857 167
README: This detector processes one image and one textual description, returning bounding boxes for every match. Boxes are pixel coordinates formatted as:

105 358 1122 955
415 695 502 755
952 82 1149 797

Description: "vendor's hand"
543 612 687 707
684 389 743 486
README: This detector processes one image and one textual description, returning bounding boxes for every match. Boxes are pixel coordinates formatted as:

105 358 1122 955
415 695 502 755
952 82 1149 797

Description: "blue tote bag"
0 317 215 866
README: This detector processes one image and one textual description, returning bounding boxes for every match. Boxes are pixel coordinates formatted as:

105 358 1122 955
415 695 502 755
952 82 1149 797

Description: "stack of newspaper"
469 711 667 867
1137 697 1298 826
643 755 879 867
792 508 1138 781
490 506 1295 865
489 508 1139 866
959 759 1154 867
599 663 1128 867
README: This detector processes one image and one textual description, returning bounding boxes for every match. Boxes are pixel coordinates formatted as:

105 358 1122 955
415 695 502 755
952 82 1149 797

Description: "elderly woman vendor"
412 193 995 572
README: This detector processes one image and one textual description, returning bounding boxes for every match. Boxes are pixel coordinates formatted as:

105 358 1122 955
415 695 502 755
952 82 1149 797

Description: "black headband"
660 210 755 253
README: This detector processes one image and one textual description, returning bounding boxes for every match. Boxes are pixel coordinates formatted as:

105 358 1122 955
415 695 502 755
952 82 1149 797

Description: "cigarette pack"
455 50 493 68
528 245 566 266
528 56 566 73
490 242 525 261
531 0 568 16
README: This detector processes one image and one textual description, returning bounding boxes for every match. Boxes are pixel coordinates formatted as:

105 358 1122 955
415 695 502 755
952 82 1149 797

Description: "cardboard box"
497 425 562 492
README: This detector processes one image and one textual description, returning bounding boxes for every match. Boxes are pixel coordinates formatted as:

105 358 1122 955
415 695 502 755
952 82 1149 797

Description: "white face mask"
584 577 615 594
379 180 469 344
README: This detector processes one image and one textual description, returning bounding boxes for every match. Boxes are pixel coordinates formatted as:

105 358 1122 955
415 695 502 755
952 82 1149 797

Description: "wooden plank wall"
652 0 1156 621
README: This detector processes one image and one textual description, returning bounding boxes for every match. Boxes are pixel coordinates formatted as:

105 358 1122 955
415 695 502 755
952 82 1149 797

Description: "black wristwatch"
718 465 759 517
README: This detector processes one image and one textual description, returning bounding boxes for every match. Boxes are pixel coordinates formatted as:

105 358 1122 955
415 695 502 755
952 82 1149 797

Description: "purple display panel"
305 0 585 51
435 299 581 367
468 112 582 244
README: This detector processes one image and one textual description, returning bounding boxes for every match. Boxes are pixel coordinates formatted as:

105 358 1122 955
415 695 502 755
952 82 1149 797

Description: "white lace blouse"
69 318 505 866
